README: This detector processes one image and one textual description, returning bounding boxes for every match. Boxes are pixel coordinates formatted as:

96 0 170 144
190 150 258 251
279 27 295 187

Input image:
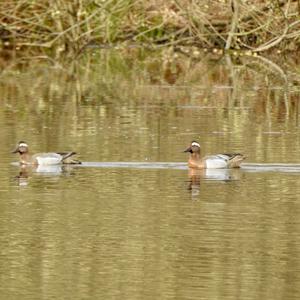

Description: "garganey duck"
12 141 81 165
184 141 245 169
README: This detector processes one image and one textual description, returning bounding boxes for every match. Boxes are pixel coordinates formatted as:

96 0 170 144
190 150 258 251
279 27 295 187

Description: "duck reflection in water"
187 168 202 197
15 164 77 186
187 167 242 198
16 165 31 186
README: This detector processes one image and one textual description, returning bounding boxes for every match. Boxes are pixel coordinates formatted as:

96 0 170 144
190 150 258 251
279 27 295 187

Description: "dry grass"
0 0 300 57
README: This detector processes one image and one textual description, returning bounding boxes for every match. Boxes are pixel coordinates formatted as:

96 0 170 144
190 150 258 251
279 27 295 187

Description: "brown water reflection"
1 49 300 164
0 49 300 300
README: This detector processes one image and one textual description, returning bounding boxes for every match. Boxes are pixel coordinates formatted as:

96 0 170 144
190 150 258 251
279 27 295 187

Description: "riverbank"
1 0 300 58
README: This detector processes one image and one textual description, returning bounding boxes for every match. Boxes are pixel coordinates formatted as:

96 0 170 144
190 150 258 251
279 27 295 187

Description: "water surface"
0 49 300 300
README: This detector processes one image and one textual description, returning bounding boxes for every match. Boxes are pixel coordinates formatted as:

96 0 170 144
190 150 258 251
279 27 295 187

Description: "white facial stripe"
19 143 28 148
191 142 200 147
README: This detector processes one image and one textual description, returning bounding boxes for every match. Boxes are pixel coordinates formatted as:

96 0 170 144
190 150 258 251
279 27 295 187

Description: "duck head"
184 141 201 153
12 141 29 154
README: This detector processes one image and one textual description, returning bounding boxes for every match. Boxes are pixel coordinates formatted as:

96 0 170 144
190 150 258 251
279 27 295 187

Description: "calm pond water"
0 49 300 300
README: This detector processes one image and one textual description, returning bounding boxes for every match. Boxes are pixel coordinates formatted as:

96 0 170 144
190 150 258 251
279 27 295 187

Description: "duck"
12 141 81 165
184 141 245 169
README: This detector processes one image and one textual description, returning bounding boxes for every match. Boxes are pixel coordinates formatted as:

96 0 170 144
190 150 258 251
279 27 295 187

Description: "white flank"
35 153 62 165
206 158 227 169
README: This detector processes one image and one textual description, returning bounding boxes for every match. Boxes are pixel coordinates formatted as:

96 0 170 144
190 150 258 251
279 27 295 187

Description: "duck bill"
183 146 192 153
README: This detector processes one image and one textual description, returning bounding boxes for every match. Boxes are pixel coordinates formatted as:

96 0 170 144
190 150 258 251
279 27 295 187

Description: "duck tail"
228 153 246 168
57 152 81 164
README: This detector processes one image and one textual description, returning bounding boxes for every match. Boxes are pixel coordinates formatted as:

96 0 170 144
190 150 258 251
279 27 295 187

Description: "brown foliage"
0 0 300 56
